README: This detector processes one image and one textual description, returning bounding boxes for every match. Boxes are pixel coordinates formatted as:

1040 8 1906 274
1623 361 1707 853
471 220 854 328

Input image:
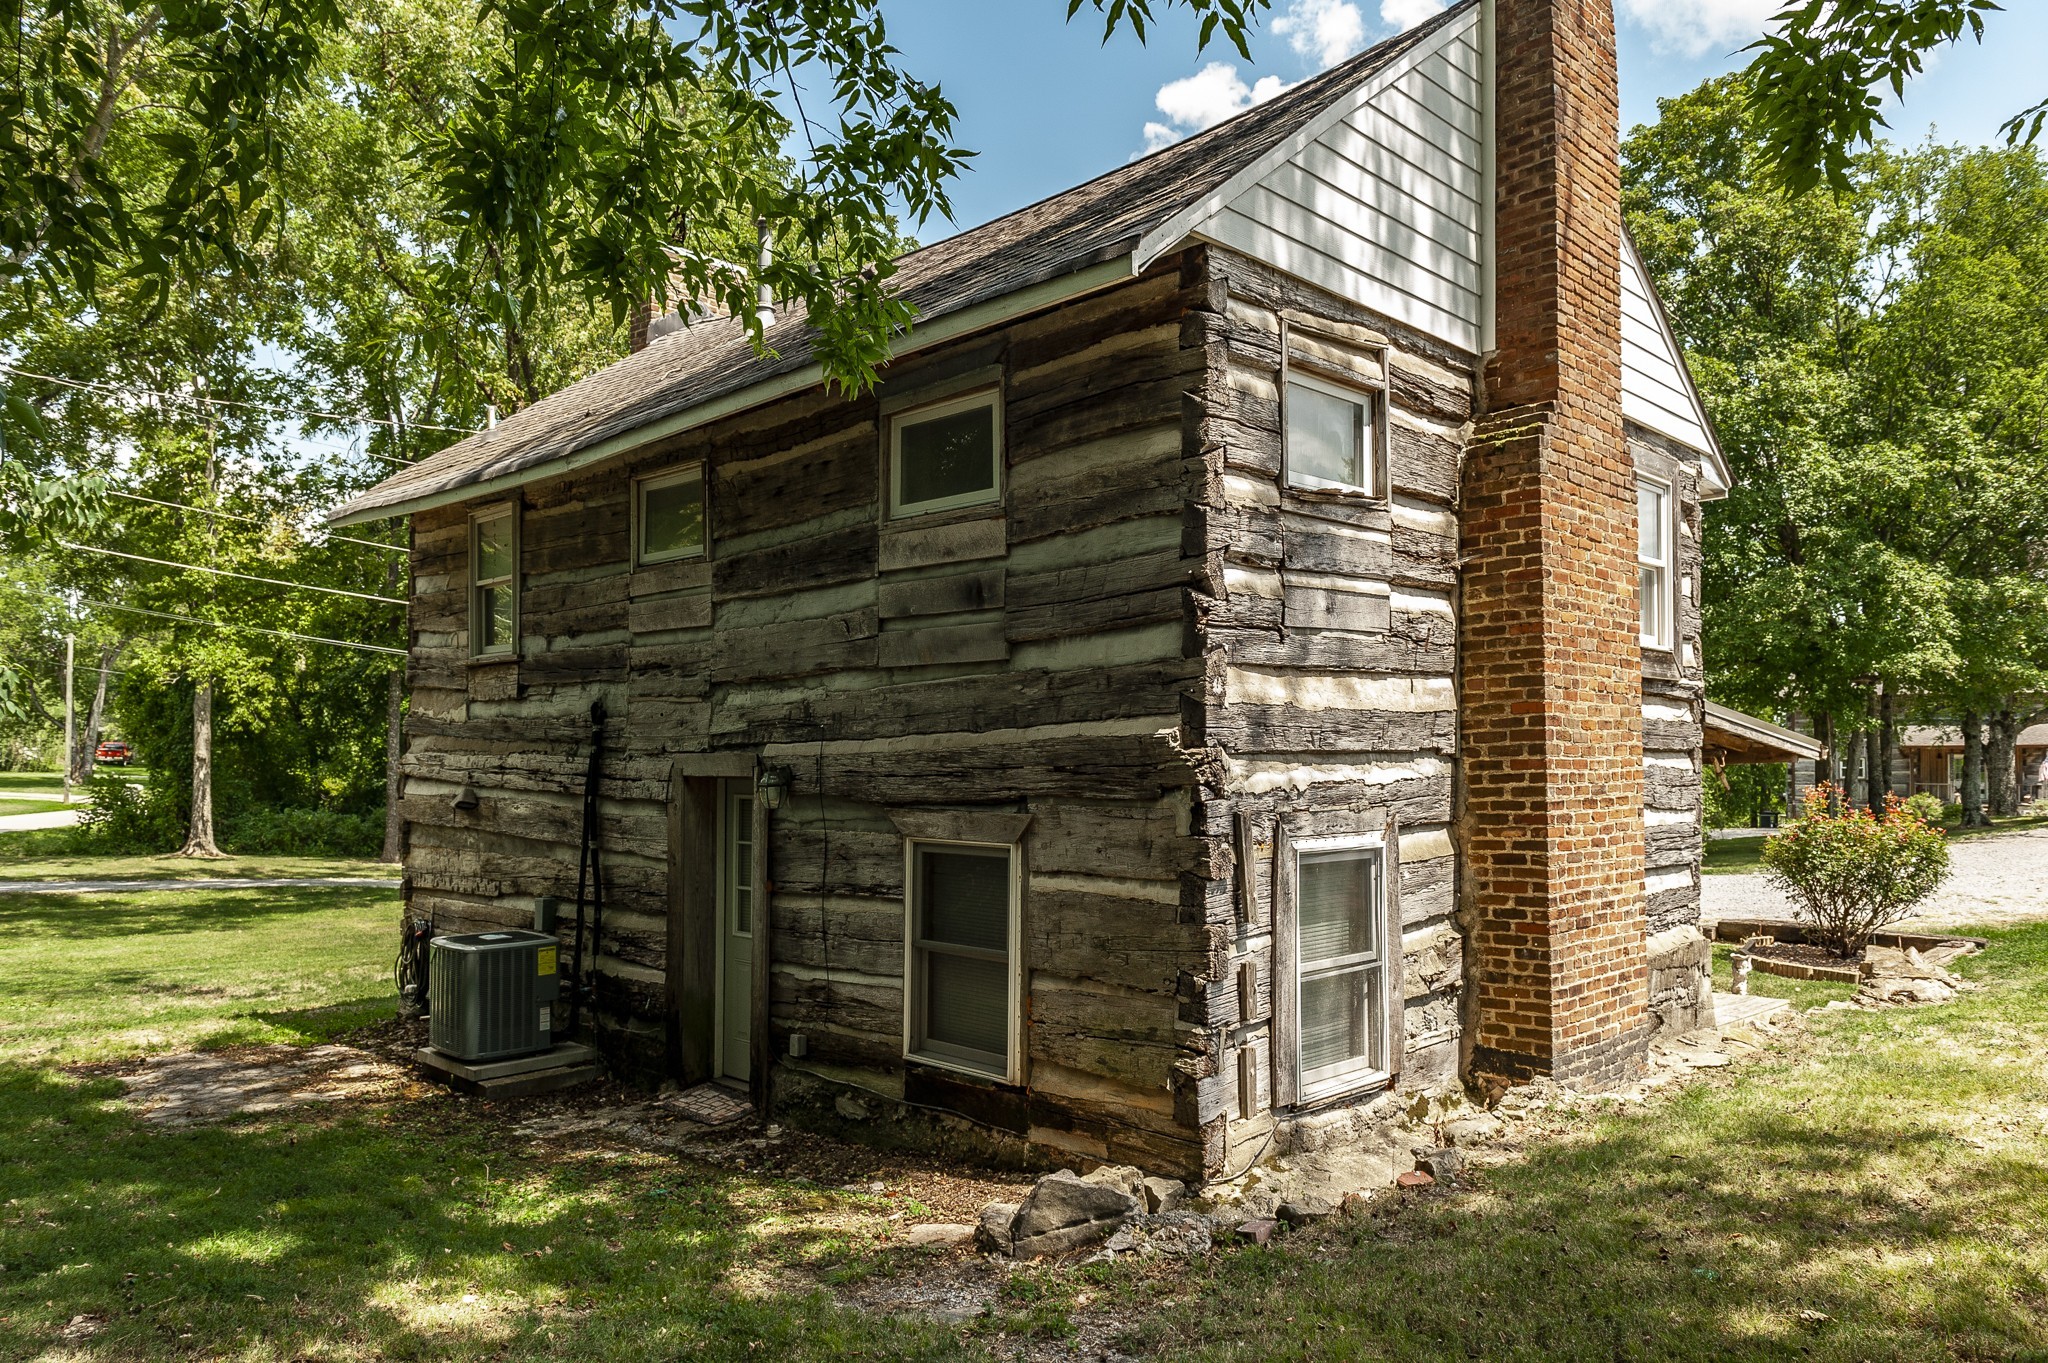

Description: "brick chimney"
1458 0 1649 1088
629 299 656 354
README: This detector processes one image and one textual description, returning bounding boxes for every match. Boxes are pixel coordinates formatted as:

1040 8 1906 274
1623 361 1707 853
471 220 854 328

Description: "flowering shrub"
1760 786 1951 957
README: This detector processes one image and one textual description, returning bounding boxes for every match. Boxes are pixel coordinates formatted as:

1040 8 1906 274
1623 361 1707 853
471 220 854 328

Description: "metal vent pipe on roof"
756 219 776 328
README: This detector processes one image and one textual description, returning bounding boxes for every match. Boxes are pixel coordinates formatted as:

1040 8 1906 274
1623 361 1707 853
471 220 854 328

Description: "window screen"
910 843 1012 1074
640 467 706 563
893 394 999 516
1295 846 1385 1093
1639 480 1671 648
1287 379 1372 493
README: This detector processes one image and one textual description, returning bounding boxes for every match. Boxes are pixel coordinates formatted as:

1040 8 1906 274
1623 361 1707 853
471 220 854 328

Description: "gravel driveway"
1704 825 2048 933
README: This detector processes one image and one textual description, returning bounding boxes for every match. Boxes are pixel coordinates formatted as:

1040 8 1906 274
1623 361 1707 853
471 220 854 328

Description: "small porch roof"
1704 702 1824 765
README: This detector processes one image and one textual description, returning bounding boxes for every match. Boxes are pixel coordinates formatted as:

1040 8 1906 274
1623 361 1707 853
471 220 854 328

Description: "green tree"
1626 77 2048 802
1746 0 2045 193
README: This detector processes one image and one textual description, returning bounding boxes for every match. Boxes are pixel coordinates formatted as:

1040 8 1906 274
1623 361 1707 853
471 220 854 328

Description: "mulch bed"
1747 941 1861 969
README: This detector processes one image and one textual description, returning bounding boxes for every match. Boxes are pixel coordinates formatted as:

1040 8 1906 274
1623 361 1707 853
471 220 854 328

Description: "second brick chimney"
1458 0 1649 1088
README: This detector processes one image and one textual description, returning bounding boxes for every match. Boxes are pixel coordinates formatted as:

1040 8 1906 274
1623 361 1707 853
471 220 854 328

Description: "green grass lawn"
0 879 402 1063
0 794 71 816
1 853 2043 1361
0 837 396 881
0 768 145 795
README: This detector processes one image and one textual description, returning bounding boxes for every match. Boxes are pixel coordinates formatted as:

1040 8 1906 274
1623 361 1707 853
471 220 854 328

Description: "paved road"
0 809 82 833
1705 825 2048 932
0 875 402 895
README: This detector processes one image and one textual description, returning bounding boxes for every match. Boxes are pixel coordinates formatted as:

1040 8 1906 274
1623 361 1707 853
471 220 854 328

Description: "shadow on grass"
243 995 402 1045
0 1065 978 1363
0 883 396 941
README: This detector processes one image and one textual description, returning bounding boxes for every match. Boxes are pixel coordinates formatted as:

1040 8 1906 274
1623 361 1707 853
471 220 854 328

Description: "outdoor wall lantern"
757 763 794 812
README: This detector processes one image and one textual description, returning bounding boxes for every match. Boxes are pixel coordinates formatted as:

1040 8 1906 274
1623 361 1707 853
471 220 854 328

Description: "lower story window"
906 841 1016 1080
1294 839 1389 1099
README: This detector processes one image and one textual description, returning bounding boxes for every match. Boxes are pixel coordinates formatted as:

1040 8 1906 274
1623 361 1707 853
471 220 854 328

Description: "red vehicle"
95 740 132 766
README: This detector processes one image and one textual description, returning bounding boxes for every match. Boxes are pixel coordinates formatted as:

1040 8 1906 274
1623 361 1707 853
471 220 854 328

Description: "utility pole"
62 633 75 803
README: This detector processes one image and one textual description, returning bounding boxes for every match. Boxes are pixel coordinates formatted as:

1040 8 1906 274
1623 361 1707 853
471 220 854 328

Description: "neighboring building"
1894 725 2048 806
333 0 1769 1177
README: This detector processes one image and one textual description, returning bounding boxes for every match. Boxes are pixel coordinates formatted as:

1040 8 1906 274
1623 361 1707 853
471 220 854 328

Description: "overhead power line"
58 541 408 605
76 598 407 657
0 362 483 438
108 490 409 555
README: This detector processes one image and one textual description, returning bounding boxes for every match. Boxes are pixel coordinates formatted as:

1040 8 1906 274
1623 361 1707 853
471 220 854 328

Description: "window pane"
1638 484 1667 563
1641 565 1666 643
926 953 1008 1058
1297 850 1378 966
475 515 513 581
1287 383 1367 489
478 585 512 650
729 795 753 933
920 847 1009 953
898 404 996 508
1300 968 1374 1073
643 474 705 560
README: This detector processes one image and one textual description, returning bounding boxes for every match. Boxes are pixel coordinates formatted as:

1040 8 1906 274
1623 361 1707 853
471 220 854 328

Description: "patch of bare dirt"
109 1044 419 1124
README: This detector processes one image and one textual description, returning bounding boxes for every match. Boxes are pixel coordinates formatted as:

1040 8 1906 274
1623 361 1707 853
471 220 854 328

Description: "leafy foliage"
1761 785 1951 956
1744 0 2023 194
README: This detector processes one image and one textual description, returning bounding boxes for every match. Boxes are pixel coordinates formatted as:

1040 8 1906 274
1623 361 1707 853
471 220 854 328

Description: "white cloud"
1380 0 1446 32
1273 0 1369 69
1617 0 1776 58
1141 63 1291 153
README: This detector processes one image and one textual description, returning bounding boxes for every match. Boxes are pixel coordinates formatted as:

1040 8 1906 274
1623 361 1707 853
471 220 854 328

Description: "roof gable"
1138 4 1486 351
1622 231 1730 491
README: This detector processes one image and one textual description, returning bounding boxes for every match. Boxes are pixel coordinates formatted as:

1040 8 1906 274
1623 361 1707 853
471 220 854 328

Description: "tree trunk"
72 643 121 786
380 668 405 864
1989 709 2019 818
1815 712 1835 808
1879 687 1895 811
181 680 224 857
1960 710 1988 828
1846 725 1867 809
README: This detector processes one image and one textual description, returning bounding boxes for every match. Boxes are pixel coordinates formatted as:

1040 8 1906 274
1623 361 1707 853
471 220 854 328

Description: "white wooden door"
715 780 754 1083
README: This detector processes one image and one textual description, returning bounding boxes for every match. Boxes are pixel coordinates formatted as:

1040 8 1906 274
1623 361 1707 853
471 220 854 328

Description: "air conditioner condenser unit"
429 929 560 1062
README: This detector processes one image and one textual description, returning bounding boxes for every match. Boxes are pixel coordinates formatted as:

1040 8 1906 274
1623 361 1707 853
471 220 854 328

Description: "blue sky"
878 0 2048 234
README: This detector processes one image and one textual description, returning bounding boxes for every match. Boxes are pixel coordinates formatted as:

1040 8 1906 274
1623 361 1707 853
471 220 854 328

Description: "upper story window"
636 463 707 565
1292 837 1391 1101
470 505 518 657
1286 373 1379 497
904 839 1017 1081
890 389 1002 519
1639 478 1673 651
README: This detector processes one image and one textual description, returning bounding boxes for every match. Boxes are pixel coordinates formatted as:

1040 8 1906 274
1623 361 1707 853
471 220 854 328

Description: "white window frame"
902 837 1022 1084
468 502 518 658
634 462 708 567
1638 475 1675 652
1283 369 1383 498
1290 831 1392 1103
887 388 1003 521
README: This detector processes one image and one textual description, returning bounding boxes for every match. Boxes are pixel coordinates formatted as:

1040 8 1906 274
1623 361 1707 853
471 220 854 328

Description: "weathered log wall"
403 254 1223 1173
1184 248 1477 1169
1632 425 1712 1033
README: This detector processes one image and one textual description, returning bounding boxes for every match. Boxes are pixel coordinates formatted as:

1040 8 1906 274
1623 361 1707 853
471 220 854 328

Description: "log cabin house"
333 0 1753 1178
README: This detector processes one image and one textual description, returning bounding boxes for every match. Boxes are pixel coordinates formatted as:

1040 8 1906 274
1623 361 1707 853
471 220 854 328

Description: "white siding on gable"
1621 234 1722 479
1182 9 1487 353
